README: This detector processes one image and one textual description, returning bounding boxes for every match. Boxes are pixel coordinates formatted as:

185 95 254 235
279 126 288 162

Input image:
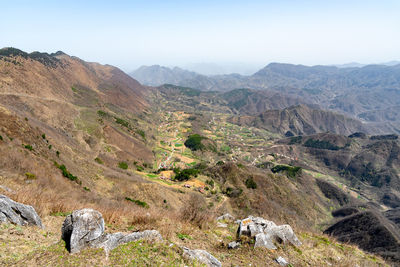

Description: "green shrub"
118 161 128 169
56 150 60 157
173 167 199 181
71 86 77 92
83 187 90 191
94 157 103 164
304 138 340 150
245 177 257 189
97 110 108 117
114 117 130 128
136 166 144 171
48 144 52 150
184 134 205 151
23 144 33 151
289 136 302 145
41 134 46 139
206 179 214 187
125 197 149 208
216 160 224 166
136 129 146 139
25 172 37 180
271 165 302 178
0 135 3 141
54 162 78 182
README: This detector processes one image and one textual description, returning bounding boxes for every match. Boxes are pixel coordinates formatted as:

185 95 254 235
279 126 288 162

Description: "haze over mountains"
132 63 400 134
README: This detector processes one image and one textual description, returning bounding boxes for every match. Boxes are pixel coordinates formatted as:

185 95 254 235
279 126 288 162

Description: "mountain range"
132 63 400 134
1 47 400 266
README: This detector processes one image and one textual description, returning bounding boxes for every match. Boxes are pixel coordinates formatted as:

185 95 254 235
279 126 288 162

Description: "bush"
245 177 257 189
54 162 78 182
304 138 340 150
184 134 205 151
206 179 214 187
136 166 144 171
94 157 103 164
173 167 199 181
114 117 130 128
25 172 37 180
23 144 33 151
97 110 108 117
118 161 128 169
181 193 211 228
216 160 224 166
56 151 60 157
125 197 149 208
41 134 46 139
48 144 52 150
0 135 2 141
271 165 302 178
136 129 146 139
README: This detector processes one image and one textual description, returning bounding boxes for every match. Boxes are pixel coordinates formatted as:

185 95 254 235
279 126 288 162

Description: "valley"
0 48 399 266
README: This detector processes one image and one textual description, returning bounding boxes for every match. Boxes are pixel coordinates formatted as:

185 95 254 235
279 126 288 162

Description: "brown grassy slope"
230 104 367 136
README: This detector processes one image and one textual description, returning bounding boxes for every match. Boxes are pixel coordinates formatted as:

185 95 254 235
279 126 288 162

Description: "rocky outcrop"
216 213 235 221
237 216 301 249
61 208 162 254
0 194 42 228
182 247 222 267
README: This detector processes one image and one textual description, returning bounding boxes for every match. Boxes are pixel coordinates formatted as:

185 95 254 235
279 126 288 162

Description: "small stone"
275 256 289 266
217 222 227 228
228 241 240 249
216 213 235 221
182 247 222 267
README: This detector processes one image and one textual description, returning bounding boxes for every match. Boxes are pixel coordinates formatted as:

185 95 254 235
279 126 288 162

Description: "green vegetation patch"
271 165 302 178
184 134 206 151
23 144 33 151
125 197 149 208
245 177 257 189
94 157 103 164
303 138 340 150
173 167 199 181
54 162 79 182
25 172 37 180
118 161 128 169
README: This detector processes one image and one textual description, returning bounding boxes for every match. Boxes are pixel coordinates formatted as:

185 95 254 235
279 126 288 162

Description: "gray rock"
217 222 227 228
61 208 163 254
228 241 240 249
275 256 289 266
216 213 235 221
96 230 163 253
254 233 277 249
236 216 301 249
182 247 222 267
61 208 105 254
0 194 42 228
267 224 302 247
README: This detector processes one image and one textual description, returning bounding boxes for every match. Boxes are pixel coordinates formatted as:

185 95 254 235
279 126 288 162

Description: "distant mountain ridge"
229 104 367 136
133 63 400 134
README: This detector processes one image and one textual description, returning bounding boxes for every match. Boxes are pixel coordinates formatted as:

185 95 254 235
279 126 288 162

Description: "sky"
1 0 399 74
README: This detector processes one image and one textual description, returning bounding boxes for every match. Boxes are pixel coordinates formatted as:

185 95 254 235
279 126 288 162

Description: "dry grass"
180 192 215 229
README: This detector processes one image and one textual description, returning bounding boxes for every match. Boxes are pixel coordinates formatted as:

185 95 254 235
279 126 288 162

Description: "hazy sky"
1 0 399 73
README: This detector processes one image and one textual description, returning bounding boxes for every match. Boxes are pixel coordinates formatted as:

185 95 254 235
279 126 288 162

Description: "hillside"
0 48 396 266
133 63 400 134
229 104 368 136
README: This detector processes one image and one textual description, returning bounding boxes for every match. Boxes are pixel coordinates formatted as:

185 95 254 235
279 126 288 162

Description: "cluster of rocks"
61 209 163 254
0 195 302 267
237 215 302 249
